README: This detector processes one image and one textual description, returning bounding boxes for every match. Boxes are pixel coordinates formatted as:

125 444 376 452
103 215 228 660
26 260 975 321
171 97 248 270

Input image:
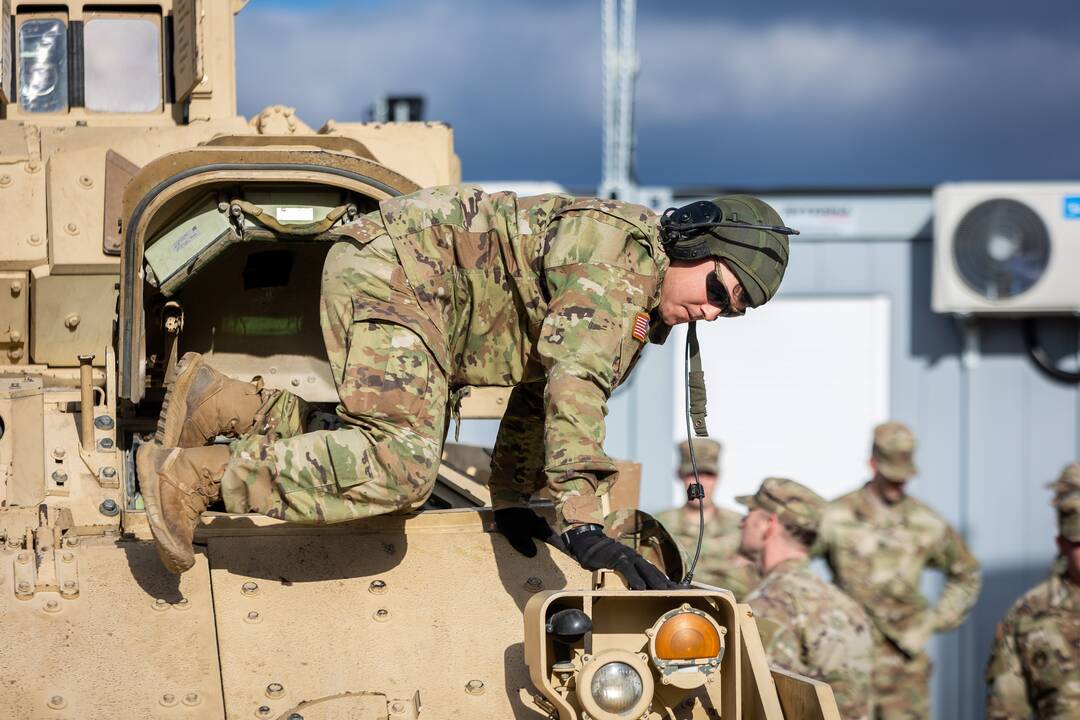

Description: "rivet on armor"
160 693 178 707
241 581 259 596
265 683 284 699
373 608 391 622
182 692 201 706
47 695 66 709
368 579 387 594
64 222 79 235
525 576 544 592
27 234 43 246
44 599 60 613
78 175 94 188
64 314 80 330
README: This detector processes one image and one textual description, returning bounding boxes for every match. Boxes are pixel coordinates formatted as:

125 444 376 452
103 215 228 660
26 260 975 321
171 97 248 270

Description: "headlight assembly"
576 650 654 719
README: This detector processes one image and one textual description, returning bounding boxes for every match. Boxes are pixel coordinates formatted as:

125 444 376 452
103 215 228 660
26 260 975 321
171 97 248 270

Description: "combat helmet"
659 195 795 307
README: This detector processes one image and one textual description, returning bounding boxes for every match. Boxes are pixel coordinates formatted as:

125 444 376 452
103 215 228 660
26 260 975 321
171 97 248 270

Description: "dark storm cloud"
236 1 1080 188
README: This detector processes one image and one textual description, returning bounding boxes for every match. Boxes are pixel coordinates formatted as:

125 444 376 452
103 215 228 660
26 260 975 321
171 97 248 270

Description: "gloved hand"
563 524 677 590
493 507 561 558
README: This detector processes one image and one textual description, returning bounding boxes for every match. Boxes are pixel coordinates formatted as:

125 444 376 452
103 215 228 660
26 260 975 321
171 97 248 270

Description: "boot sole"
156 352 204 448
136 446 195 574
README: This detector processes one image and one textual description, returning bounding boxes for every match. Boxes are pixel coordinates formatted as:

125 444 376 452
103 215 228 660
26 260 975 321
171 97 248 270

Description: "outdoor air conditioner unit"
933 182 1080 315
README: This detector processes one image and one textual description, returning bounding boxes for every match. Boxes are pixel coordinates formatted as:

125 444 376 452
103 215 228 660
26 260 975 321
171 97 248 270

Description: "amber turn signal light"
654 611 722 660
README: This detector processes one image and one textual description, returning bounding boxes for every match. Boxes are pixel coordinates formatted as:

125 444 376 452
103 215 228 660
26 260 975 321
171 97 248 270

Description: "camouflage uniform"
216 185 670 529
740 477 874 720
985 466 1080 719
656 439 760 596
816 423 982 719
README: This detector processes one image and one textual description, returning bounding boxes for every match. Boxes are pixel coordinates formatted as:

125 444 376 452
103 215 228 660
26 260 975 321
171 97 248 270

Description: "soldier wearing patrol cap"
738 477 873 719
986 462 1080 719
132 186 794 589
655 439 760 597
816 421 982 719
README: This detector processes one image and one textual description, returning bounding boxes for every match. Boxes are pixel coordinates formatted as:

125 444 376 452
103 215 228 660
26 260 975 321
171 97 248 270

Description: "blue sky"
236 1 1080 189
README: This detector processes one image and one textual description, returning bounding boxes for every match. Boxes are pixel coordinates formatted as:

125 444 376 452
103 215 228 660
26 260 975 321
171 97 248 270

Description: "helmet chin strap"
681 322 709 584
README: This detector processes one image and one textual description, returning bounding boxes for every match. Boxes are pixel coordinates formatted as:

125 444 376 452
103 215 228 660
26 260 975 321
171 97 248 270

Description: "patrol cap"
1046 461 1080 500
736 477 825 536
872 421 918 482
678 438 721 477
707 195 790 308
1056 494 1080 543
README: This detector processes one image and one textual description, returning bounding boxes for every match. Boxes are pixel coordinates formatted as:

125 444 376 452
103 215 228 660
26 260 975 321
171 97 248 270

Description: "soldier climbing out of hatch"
134 186 792 588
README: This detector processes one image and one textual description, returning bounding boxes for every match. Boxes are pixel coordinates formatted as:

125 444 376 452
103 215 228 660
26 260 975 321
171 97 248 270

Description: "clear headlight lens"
590 661 644 715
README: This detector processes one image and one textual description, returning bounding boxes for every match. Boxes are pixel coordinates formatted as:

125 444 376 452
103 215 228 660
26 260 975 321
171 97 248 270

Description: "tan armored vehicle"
0 2 840 718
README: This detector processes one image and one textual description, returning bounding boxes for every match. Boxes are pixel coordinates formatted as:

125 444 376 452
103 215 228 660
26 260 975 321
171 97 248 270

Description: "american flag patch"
631 312 650 343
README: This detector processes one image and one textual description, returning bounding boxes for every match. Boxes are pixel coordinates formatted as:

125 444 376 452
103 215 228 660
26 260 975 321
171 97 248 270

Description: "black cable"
681 326 705 584
1023 318 1080 385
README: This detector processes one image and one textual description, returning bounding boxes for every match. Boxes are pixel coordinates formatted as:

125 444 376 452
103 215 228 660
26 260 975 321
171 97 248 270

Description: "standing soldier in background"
986 462 1080 719
655 439 760 596
738 477 874 719
816 422 982 719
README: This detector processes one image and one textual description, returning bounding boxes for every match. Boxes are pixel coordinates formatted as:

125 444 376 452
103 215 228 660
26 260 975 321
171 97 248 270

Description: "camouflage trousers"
872 633 931 720
218 233 449 523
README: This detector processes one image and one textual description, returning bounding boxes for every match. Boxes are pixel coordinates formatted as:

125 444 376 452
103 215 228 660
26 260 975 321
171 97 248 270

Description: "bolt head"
16 581 30 593
16 552 28 563
465 679 485 695
51 471 68 484
161 693 177 706
94 415 115 430
99 499 119 516
45 600 59 611
247 611 260 621
102 466 117 478
265 682 284 699
257 707 272 717
47 695 65 709
61 552 73 563
241 581 259 596
182 692 200 706
52 447 66 460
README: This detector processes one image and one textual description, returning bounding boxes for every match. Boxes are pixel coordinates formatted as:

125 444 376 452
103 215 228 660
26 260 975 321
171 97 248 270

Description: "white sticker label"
276 207 315 223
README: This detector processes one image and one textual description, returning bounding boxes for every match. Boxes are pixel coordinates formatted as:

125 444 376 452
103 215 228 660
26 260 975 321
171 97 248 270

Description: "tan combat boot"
157 352 267 447
137 443 230 574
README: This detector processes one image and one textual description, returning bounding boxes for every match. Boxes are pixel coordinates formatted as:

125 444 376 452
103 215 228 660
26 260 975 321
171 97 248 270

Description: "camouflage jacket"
654 506 760 598
337 186 670 527
816 483 982 655
745 557 874 720
985 566 1080 719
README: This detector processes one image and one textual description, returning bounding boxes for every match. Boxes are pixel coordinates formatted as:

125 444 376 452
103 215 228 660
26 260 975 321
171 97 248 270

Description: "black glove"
493 507 561 558
562 524 677 590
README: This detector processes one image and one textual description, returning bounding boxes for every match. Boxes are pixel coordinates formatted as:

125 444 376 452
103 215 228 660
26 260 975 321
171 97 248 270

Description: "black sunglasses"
706 263 746 317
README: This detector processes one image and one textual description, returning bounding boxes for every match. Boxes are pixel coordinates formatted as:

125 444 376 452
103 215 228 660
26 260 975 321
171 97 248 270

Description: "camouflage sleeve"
925 523 983 631
488 381 547 508
985 612 1033 719
804 614 874 720
538 261 646 527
